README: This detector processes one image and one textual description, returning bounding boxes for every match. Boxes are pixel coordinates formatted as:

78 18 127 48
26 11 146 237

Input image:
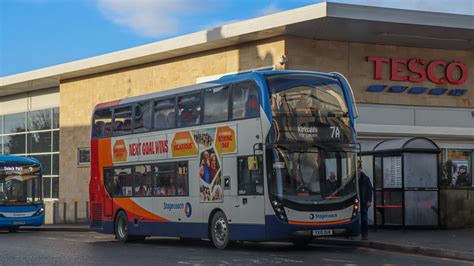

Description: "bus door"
234 155 265 225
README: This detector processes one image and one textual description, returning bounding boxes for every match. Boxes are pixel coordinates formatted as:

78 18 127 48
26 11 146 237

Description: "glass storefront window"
28 109 52 131
53 154 59 175
53 131 59 152
53 108 59 129
52 177 59 198
1 107 60 199
43 176 51 199
27 132 52 153
4 134 26 155
4 112 26 134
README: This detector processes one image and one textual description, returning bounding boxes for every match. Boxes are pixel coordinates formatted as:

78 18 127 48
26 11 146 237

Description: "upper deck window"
113 106 132 136
203 86 229 124
93 108 112 138
231 81 260 120
134 101 153 133
177 93 201 127
266 74 348 117
154 98 175 130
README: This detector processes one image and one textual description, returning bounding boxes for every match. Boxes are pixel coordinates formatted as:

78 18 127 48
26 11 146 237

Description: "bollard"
63 202 67 224
74 201 78 224
86 201 90 224
53 201 58 224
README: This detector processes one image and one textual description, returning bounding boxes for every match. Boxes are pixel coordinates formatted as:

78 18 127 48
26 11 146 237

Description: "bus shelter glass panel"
404 191 438 226
404 153 437 188
382 191 403 225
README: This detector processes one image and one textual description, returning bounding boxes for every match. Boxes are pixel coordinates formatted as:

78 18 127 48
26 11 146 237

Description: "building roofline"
1 2 473 95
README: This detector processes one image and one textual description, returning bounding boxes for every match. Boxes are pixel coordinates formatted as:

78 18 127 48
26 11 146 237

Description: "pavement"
19 224 474 262
316 228 474 262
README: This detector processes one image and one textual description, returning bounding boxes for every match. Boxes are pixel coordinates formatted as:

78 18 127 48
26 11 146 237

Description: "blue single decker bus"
0 156 45 232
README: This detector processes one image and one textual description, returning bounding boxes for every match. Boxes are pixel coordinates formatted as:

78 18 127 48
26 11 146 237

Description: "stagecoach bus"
89 70 360 249
0 156 44 232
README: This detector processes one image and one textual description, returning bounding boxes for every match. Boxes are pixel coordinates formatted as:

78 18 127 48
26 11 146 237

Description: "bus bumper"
264 214 360 240
0 213 45 228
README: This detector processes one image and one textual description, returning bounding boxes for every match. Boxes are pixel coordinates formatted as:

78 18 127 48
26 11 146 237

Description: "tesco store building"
0 2 473 225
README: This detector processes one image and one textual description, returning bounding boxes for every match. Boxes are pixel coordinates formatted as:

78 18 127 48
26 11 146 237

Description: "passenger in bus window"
94 121 104 137
167 175 176 196
104 122 112 135
325 172 337 195
111 175 122 197
245 94 259 117
180 109 193 127
123 119 132 132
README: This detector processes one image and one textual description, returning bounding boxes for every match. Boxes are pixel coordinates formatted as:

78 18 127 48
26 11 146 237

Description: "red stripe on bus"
376 205 403 208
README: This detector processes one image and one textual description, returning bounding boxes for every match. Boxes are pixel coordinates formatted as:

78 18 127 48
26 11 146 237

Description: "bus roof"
0 156 41 165
93 70 339 111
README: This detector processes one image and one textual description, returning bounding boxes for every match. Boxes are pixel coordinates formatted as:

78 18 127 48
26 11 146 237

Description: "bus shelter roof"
362 137 441 155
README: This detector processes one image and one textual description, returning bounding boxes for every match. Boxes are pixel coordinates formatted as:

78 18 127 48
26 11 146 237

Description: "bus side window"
231 81 260 120
104 168 120 197
114 106 132 136
203 86 229 124
238 155 264 195
134 165 153 196
178 93 201 127
114 167 133 197
154 98 175 130
134 101 153 133
93 109 112 138
177 162 189 196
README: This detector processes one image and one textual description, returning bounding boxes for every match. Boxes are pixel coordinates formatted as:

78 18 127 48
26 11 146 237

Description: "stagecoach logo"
163 202 192 218
297 126 318 135
309 213 338 220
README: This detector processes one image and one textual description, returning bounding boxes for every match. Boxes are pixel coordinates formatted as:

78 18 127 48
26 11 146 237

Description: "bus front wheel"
210 211 229 249
8 227 18 233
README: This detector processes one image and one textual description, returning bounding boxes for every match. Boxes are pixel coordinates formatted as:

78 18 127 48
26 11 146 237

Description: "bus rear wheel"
210 211 229 249
115 211 130 243
8 227 19 233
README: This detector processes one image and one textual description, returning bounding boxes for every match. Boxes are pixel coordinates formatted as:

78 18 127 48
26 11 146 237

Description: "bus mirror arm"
253 143 263 159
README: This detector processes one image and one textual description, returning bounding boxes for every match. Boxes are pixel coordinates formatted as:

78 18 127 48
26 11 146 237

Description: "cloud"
258 3 283 16
96 0 212 38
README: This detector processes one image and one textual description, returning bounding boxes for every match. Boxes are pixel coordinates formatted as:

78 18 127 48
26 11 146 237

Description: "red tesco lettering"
367 56 468 85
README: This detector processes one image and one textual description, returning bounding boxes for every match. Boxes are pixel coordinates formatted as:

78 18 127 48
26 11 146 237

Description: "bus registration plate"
13 221 26 225
312 229 333 236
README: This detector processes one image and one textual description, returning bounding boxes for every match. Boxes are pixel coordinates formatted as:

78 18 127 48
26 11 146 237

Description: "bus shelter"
361 137 440 228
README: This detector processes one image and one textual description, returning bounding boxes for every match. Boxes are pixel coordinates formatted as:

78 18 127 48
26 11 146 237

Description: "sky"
1 0 473 77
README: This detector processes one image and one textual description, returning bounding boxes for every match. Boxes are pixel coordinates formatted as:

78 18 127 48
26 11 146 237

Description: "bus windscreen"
0 163 41 205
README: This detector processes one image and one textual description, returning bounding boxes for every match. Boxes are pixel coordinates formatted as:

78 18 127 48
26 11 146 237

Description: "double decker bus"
0 156 44 232
89 70 360 249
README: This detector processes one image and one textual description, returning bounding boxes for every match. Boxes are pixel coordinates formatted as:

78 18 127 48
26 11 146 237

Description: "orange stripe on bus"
114 198 169 222
288 218 351 226
98 138 112 167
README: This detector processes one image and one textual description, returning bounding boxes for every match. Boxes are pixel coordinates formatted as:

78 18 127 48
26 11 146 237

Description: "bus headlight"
34 207 45 216
352 200 359 217
271 200 287 222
